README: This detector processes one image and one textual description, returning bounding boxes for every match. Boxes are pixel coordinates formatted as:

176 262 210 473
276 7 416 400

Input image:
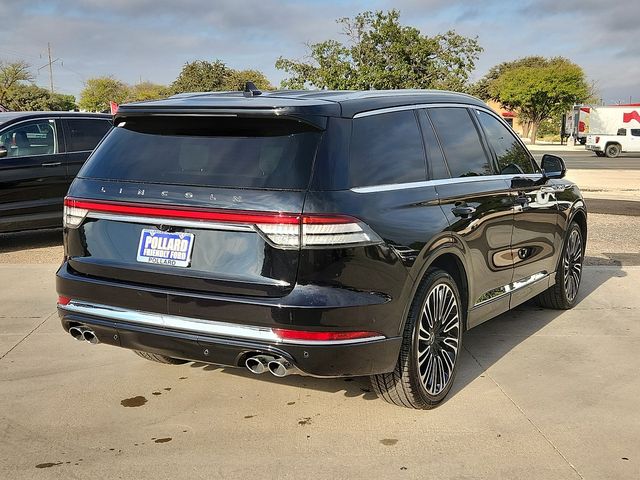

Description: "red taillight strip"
64 197 355 226
272 328 382 342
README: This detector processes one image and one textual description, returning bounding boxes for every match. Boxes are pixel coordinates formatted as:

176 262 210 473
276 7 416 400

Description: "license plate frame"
136 229 195 268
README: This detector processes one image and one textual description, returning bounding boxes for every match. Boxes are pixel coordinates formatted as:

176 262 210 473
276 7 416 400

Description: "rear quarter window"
65 118 111 152
350 110 426 187
79 116 322 190
428 107 492 177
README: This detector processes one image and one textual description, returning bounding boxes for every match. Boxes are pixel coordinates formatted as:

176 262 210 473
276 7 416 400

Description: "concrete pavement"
1 264 639 479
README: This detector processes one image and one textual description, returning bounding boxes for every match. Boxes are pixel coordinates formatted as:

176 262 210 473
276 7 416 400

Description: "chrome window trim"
350 173 543 194
60 300 386 346
353 102 496 119
0 117 61 159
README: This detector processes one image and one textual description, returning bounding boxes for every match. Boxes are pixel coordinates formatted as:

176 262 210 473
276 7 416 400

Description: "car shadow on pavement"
0 228 62 253
188 258 627 406
189 362 380 401
444 259 627 405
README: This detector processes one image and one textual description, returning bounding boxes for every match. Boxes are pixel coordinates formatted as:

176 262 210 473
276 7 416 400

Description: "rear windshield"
79 116 322 190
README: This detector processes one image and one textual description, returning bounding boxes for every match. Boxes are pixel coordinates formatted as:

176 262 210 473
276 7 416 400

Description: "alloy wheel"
417 283 460 396
563 229 583 302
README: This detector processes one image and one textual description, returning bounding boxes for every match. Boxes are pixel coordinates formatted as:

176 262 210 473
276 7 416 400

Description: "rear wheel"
133 350 189 365
537 221 584 309
371 269 463 409
605 143 621 158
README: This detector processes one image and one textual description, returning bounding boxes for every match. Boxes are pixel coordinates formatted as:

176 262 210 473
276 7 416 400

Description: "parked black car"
0 111 111 233
56 89 587 409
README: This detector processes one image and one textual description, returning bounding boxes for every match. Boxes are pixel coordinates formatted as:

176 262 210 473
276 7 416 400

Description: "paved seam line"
464 345 585 480
0 312 55 361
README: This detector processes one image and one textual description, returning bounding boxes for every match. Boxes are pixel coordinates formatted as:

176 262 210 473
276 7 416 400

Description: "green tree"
127 81 168 102
223 69 272 91
488 57 590 143
470 56 546 100
170 60 228 93
5 84 77 111
170 60 273 94
275 10 482 91
0 60 34 105
79 76 129 112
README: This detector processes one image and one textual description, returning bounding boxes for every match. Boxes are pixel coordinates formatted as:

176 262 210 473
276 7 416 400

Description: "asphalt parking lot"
1 262 639 479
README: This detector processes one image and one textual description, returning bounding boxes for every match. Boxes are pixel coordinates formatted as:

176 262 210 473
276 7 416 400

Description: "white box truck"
566 104 640 144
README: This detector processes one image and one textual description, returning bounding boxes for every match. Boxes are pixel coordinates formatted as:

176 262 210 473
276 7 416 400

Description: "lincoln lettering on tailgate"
136 229 195 267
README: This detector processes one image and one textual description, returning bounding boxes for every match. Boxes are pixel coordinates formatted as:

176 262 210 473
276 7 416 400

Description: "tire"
605 143 621 158
595 151 605 157
537 221 584 310
133 350 190 365
371 268 463 409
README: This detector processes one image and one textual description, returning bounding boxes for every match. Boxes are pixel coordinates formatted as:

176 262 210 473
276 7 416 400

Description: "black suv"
56 89 586 409
0 111 111 232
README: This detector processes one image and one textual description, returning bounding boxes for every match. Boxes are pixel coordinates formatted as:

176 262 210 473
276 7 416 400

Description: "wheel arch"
401 249 471 334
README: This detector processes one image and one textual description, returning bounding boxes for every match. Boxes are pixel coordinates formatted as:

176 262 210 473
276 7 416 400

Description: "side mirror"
541 154 566 179
0 145 7 158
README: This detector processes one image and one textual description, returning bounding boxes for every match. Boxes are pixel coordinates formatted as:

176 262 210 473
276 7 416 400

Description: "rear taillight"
63 198 88 228
57 295 71 305
63 197 382 249
273 328 382 342
256 215 379 248
595 136 600 143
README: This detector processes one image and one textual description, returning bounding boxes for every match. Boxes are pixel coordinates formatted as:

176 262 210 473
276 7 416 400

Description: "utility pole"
38 43 61 94
48 42 54 93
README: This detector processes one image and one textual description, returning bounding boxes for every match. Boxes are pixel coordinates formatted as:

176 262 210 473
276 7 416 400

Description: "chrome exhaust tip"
68 326 85 341
82 329 99 344
245 355 273 374
268 359 294 378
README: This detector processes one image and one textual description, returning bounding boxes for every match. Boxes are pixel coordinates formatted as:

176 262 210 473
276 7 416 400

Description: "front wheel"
605 143 621 158
371 269 463 409
537 221 584 309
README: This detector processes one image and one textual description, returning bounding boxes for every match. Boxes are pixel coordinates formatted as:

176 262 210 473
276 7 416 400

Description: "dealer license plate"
136 229 194 268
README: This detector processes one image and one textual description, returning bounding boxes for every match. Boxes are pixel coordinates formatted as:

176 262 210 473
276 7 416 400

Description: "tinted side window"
0 119 58 158
428 108 491 177
476 111 535 175
65 119 111 152
417 110 449 180
631 129 640 137
617 128 626 136
350 111 426 187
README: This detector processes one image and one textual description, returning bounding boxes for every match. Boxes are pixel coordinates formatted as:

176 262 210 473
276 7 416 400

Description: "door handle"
41 161 62 167
451 204 476 218
514 194 528 206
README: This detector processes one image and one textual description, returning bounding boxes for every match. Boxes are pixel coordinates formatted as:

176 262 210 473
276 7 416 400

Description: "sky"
1 0 638 104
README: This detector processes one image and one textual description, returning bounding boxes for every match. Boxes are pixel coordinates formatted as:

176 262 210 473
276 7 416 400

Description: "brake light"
273 328 382 342
595 136 600 143
63 197 382 248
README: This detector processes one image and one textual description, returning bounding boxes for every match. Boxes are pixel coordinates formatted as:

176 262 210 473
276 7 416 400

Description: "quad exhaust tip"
68 326 99 344
245 355 298 377
245 355 273 374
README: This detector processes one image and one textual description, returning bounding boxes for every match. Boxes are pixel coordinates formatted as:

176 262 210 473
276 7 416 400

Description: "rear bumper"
58 302 401 377
56 262 403 377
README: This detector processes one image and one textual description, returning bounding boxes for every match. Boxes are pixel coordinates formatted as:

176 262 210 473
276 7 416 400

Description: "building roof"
117 89 487 119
